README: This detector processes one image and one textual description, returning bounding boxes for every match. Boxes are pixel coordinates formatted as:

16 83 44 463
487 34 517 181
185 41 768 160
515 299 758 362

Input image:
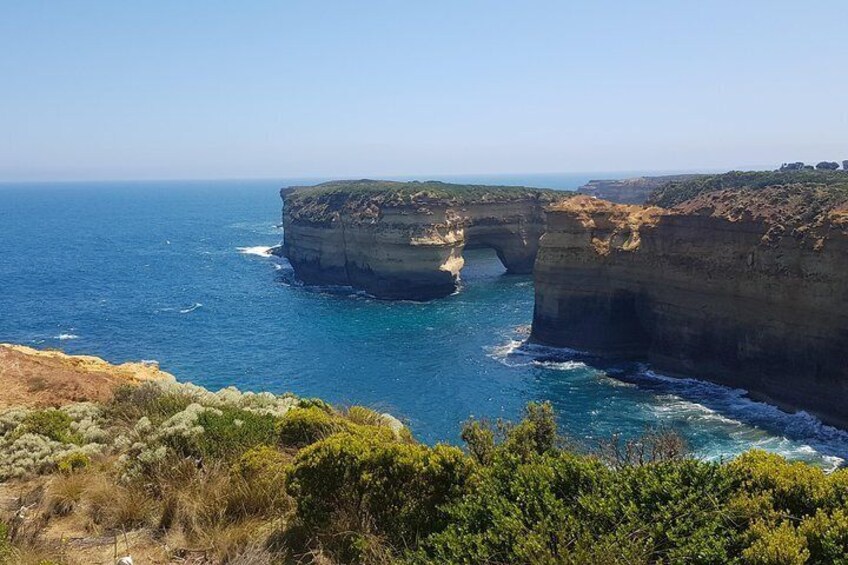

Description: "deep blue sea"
2 174 847 469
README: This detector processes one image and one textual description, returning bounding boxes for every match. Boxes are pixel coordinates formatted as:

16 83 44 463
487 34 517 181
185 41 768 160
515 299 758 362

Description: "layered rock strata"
278 180 563 299
532 180 848 427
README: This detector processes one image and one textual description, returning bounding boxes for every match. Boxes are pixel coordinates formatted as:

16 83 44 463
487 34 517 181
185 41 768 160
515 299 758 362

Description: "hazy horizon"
2 1 845 182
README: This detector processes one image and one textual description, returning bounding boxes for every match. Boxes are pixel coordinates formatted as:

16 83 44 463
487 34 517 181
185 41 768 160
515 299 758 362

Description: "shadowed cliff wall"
532 191 848 427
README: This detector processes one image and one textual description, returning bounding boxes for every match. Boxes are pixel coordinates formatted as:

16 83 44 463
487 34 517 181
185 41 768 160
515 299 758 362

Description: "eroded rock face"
279 180 563 299
578 174 702 204
532 190 848 427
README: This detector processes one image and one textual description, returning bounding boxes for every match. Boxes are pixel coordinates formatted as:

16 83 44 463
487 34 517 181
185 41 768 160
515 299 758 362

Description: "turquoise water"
2 176 847 468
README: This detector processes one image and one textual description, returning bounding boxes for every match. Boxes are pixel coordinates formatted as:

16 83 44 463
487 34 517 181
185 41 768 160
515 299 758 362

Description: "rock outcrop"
278 180 564 299
0 344 175 409
578 174 701 204
532 172 848 427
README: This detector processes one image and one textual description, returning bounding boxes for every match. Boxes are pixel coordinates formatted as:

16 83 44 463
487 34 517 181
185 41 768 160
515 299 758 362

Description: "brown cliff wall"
280 180 562 299
532 191 848 427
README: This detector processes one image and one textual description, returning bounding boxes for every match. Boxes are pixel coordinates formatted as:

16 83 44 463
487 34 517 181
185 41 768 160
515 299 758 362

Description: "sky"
1 1 846 182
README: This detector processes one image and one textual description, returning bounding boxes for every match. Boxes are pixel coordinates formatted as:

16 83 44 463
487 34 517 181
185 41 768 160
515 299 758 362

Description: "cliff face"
578 174 702 204
532 180 848 427
280 180 563 299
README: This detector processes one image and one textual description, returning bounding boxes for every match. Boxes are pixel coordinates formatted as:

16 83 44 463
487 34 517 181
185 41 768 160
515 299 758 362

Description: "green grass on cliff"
284 179 562 207
649 170 848 209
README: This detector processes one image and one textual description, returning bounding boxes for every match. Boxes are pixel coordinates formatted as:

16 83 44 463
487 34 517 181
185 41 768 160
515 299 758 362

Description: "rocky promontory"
578 173 702 204
533 171 848 427
278 180 564 299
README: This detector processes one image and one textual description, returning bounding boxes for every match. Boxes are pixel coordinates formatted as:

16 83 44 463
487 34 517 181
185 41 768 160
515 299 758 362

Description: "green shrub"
500 401 558 459
57 452 91 474
346 406 383 427
16 409 81 444
192 407 279 461
742 521 809 565
728 450 830 519
287 432 474 561
415 450 607 564
227 445 292 518
460 419 496 465
106 382 192 425
276 406 351 447
799 508 848 565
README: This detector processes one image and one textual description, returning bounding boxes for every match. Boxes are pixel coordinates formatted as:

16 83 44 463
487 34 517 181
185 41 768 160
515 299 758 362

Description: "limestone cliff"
278 180 564 299
533 171 848 427
578 174 702 204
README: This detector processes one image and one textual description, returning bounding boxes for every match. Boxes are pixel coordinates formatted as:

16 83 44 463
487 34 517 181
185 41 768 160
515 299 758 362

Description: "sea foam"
487 333 848 469
237 246 273 257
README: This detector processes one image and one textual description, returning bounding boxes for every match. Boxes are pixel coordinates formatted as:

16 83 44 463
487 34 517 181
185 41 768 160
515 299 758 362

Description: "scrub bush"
16 409 81 444
276 406 353 447
286 432 474 562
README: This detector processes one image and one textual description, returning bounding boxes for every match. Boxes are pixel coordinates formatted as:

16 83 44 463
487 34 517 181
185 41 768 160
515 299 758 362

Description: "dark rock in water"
532 171 848 428
277 180 566 300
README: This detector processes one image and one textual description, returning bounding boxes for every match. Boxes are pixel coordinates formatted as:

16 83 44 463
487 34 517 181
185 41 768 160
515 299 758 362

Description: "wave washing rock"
277 180 565 299
532 171 848 427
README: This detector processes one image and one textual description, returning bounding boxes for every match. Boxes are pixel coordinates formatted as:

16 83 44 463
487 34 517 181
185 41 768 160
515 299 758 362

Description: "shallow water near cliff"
1 177 846 469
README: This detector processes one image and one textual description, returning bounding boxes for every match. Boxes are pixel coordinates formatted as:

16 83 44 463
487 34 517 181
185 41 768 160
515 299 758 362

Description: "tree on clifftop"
816 161 840 170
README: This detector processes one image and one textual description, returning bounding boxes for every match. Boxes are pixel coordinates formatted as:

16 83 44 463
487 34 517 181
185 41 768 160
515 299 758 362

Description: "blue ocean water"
2 176 847 468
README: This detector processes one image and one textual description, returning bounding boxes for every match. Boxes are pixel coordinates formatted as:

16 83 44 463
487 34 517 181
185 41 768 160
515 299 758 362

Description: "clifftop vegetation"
2 350 848 564
648 170 848 211
283 180 563 223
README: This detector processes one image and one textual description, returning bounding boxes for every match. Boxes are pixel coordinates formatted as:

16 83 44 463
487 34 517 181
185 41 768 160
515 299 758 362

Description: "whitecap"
55 333 78 340
179 303 203 314
237 246 273 257
533 360 587 371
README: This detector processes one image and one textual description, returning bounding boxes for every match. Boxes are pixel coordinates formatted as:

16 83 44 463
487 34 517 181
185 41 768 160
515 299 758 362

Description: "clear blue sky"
1 1 846 181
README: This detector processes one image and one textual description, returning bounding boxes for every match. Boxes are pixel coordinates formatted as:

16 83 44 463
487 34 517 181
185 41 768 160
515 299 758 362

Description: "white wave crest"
55 333 78 340
237 246 273 257
179 303 203 314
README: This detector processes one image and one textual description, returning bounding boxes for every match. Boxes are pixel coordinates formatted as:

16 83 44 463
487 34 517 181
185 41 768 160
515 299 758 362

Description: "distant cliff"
533 171 848 427
578 174 702 204
277 180 565 299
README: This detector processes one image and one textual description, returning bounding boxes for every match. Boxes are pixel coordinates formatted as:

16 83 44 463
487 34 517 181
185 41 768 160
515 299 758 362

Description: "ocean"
2 174 846 469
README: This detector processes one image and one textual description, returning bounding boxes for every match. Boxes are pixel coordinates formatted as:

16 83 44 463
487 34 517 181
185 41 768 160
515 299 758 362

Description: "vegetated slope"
1 346 848 564
649 170 848 211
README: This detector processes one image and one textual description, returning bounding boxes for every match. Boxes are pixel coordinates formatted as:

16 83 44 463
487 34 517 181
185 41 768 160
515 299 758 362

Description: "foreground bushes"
2 383 848 564
287 432 474 562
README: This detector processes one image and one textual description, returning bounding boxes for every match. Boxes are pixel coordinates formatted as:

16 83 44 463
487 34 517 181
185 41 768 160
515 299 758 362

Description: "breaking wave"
237 245 274 257
486 334 848 470
55 333 79 340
